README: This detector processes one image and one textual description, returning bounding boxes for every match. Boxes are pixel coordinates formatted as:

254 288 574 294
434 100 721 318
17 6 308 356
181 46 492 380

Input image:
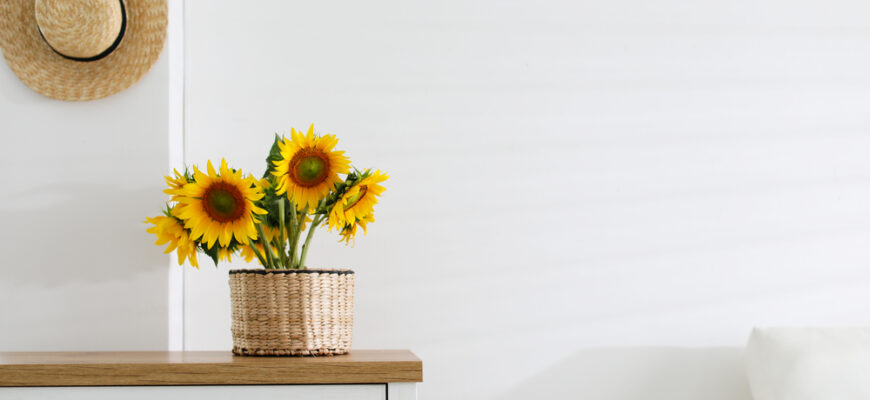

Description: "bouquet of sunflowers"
146 125 388 269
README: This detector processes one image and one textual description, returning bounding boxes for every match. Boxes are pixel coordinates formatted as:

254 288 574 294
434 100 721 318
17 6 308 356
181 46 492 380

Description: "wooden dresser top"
0 350 422 387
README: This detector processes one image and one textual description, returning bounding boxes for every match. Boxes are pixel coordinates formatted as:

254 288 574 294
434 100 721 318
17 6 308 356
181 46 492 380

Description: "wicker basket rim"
229 268 354 275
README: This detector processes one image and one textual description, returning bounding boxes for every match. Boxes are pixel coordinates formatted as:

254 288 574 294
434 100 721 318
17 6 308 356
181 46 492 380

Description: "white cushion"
745 327 870 400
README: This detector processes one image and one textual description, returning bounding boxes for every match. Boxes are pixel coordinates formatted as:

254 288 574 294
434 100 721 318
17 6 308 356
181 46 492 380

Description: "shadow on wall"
496 347 752 400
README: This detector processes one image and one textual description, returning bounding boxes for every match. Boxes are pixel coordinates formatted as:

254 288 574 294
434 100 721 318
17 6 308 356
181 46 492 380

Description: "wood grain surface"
0 350 422 387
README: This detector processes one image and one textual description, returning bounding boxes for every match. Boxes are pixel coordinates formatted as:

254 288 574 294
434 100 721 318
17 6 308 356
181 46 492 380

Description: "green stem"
291 208 307 268
246 238 267 267
276 198 288 268
288 200 298 264
298 215 324 269
255 223 277 269
272 237 286 268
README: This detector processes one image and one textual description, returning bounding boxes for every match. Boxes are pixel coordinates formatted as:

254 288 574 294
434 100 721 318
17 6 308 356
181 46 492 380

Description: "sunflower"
256 177 271 191
218 248 234 262
239 245 257 263
240 243 280 264
239 225 281 264
339 213 375 245
163 168 189 199
145 214 199 268
163 169 191 215
272 125 350 211
328 170 388 232
174 159 267 249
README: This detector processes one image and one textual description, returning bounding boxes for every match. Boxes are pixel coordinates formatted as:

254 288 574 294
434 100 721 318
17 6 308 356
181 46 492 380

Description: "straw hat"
0 0 167 101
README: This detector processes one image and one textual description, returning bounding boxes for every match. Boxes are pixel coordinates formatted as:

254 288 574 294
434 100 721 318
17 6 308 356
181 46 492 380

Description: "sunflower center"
202 183 246 223
344 185 368 211
289 150 330 187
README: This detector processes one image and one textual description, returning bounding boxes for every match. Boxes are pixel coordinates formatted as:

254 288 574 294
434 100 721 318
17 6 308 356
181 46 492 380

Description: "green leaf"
263 133 283 179
201 243 220 267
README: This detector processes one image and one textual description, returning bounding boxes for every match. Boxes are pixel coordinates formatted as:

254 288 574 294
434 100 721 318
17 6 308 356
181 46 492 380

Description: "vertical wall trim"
167 0 185 351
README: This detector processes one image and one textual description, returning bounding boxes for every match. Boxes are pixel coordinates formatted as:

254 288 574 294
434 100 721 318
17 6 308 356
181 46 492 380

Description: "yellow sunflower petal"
146 215 199 268
271 125 350 210
328 170 387 233
206 160 218 178
170 160 262 254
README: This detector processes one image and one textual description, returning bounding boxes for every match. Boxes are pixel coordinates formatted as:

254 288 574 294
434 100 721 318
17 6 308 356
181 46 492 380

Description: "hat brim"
0 0 167 101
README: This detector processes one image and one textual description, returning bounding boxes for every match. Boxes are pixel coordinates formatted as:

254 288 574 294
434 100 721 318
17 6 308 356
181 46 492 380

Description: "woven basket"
228 269 355 356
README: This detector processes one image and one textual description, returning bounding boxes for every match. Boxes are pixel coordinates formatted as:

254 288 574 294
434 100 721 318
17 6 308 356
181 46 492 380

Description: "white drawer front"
0 384 385 400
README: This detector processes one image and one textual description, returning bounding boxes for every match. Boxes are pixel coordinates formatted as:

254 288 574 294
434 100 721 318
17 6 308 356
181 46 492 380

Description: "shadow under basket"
228 269 355 356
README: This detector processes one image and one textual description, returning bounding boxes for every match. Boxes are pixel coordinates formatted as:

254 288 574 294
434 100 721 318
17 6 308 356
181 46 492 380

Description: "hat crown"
34 0 123 59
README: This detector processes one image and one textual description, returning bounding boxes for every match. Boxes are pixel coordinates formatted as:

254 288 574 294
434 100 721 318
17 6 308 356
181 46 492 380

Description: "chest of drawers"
0 350 422 399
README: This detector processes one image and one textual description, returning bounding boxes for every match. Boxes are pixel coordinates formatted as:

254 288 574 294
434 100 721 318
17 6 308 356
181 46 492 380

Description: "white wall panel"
0 39 172 349
0 4 181 351
182 0 870 398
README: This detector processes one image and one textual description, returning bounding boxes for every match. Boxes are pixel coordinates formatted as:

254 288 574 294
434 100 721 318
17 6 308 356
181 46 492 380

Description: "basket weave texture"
229 269 354 356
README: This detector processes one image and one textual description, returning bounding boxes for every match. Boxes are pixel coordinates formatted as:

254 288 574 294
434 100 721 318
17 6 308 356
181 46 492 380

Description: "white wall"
181 0 870 399
0 34 172 348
